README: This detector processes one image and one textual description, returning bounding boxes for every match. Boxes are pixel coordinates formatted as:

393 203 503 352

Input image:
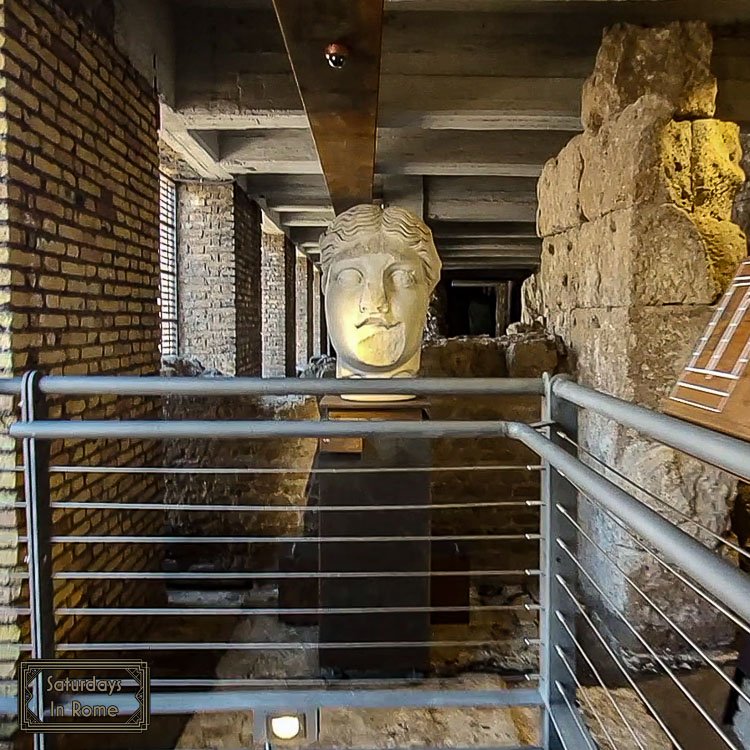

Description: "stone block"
581 21 716 132
567 305 713 407
578 97 691 221
536 135 584 236
505 336 559 378
692 119 745 220
538 206 717 312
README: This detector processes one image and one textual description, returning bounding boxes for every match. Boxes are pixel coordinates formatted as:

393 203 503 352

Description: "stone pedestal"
317 397 432 677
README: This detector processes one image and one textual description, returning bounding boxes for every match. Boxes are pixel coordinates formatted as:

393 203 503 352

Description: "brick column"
312 266 322 358
306 259 315 360
284 239 297 376
261 232 287 376
295 255 309 369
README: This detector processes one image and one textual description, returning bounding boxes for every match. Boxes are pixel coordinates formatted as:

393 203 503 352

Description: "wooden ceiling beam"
271 0 385 214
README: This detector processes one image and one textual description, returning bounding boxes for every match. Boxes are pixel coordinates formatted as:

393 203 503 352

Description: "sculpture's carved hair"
319 205 441 291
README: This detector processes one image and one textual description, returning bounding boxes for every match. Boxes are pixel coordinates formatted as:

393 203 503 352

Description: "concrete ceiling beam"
218 129 571 177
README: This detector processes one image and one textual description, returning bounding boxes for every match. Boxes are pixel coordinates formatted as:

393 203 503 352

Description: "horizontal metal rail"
510 422 750 624
553 377 750 482
49 687 544 713
10 419 514 440
37 638 543 652
50 568 539 580
6 375 544 397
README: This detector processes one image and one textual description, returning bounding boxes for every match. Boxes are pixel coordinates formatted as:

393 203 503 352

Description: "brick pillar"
306 259 315 360
284 239 297 377
261 231 287 377
312 266 322 358
233 187 262 375
176 183 262 376
295 255 309 369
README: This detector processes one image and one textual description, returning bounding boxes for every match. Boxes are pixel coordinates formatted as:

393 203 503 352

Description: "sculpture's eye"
390 268 417 289
336 268 363 288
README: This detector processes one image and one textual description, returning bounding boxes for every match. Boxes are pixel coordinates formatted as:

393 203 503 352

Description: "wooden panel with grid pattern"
663 258 750 442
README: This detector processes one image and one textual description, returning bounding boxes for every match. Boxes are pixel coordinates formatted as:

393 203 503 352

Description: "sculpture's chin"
354 325 407 368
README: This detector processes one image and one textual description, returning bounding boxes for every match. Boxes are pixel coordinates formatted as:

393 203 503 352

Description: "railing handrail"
0 375 545 397
553 376 750 483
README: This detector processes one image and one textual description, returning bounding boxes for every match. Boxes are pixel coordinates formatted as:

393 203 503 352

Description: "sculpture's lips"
355 317 400 330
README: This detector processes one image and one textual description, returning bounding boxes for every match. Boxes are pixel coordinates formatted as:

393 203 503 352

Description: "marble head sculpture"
319 205 442 397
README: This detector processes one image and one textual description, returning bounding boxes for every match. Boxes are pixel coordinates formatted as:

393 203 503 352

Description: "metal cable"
55 604 539 616
553 679 598 750
51 569 539 581
50 533 540 544
557 544 740 750
575 491 750 638
45 464 544 475
554 644 620 750
558 503 750 709
48 638 542 652
557 430 750 565
555 578 684 750
49 499 541 513
555 613 646 750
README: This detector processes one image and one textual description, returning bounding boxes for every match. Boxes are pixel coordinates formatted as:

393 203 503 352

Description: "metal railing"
1 372 749 750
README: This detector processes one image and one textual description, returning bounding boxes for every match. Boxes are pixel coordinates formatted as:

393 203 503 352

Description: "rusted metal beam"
272 0 384 214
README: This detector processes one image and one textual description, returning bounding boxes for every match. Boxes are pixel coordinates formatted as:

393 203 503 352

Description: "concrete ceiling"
146 0 750 277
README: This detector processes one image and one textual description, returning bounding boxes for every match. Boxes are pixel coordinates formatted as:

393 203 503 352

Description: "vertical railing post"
21 371 55 750
540 373 586 749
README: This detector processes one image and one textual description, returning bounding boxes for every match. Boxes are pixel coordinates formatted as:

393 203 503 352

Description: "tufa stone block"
578 97 691 222
536 135 584 236
537 206 718 312
581 21 716 131
692 119 745 221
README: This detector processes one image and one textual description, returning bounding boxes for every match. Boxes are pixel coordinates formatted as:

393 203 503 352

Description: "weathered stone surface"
579 687 671 749
579 97 691 221
567 305 712 407
536 135 584 236
505 335 558 377
692 119 745 220
537 206 717 313
520 273 544 326
581 21 716 132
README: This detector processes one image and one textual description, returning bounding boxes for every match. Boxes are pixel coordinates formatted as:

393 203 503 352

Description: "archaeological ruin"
0 1 749 749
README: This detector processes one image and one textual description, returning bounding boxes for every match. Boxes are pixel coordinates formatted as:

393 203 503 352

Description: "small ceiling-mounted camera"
325 42 349 70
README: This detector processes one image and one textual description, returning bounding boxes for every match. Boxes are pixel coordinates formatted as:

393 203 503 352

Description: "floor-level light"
268 714 304 741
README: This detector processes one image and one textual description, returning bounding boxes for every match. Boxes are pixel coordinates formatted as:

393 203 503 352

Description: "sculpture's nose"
360 280 389 314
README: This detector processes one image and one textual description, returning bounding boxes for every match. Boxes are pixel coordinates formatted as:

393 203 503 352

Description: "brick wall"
176 182 262 375
0 0 164 710
295 255 309 368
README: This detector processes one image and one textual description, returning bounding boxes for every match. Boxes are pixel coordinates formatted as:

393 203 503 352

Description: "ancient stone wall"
162 358 318 572
0 0 165 710
527 21 746 653
421 329 564 570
